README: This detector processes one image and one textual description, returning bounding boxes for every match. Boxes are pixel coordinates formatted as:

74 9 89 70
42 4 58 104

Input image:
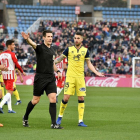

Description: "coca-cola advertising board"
85 77 140 88
15 75 140 88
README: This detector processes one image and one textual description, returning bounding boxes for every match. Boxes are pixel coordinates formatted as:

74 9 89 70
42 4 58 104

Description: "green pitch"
0 86 140 140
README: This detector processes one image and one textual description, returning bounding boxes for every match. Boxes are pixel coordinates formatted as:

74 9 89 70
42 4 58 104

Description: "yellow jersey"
0 70 3 83
63 46 90 77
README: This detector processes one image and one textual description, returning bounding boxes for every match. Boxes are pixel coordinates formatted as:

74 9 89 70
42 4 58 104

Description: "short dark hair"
42 30 53 37
6 40 14 47
75 32 83 37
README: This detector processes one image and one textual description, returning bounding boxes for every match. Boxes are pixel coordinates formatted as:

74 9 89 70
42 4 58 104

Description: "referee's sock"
24 101 35 120
49 103 56 125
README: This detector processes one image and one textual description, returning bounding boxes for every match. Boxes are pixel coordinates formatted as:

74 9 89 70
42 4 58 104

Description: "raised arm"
21 32 37 49
86 59 104 77
54 54 65 64
16 69 24 83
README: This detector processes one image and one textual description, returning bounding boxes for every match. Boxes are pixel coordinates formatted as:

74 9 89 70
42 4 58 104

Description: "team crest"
71 51 74 53
64 82 69 92
53 55 55 60
81 51 85 56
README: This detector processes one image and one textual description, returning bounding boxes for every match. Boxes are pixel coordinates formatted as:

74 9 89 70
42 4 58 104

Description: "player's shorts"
4 79 15 91
0 74 4 83
33 73 57 96
64 76 86 96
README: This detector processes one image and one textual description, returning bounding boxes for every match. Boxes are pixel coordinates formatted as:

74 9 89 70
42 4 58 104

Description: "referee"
21 30 63 129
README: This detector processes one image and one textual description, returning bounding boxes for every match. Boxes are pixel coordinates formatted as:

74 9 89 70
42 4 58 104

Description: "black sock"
49 103 56 125
24 101 35 120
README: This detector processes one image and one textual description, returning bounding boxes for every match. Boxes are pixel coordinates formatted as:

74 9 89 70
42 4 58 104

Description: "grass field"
0 86 140 140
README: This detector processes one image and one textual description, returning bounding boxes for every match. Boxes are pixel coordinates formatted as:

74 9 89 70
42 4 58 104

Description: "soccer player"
55 51 67 102
21 30 63 129
55 32 104 127
0 46 5 102
13 68 23 105
0 70 4 102
0 40 26 113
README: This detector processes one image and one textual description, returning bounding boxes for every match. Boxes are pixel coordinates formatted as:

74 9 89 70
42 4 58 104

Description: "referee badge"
53 55 55 60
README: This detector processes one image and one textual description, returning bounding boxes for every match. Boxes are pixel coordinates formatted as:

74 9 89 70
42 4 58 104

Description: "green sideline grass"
0 86 140 140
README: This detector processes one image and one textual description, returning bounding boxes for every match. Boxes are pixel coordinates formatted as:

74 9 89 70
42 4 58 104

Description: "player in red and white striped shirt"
0 40 26 113
55 52 67 102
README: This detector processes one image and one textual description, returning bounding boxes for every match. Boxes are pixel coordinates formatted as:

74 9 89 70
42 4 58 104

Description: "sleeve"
63 47 69 57
35 44 41 53
12 53 23 73
85 50 90 59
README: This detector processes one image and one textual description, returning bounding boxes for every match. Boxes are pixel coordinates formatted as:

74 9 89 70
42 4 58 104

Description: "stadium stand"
94 7 140 23
0 4 140 75
6 5 76 35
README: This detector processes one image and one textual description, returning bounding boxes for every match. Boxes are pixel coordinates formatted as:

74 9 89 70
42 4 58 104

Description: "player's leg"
56 87 63 103
0 80 15 113
13 78 21 105
1 85 4 97
56 87 63 97
56 77 75 125
76 77 87 127
13 83 21 105
0 83 2 102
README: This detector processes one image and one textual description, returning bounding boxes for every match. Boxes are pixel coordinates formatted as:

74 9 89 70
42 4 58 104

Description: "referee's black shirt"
35 43 55 75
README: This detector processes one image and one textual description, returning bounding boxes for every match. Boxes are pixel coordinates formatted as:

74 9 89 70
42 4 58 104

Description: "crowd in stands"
0 19 140 76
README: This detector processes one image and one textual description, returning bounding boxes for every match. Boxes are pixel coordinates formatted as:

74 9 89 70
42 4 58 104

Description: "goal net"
132 57 140 88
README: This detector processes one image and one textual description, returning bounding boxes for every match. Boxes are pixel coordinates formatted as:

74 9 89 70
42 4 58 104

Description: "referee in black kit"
21 30 63 129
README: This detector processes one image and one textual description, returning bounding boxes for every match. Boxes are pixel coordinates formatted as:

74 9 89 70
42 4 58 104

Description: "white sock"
0 93 11 108
79 120 83 123
56 87 63 97
7 93 12 111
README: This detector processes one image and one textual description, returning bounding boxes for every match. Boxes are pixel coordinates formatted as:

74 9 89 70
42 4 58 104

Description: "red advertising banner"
85 77 140 88
16 75 140 88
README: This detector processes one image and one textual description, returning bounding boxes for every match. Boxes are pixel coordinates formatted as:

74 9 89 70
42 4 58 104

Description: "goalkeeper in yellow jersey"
13 68 24 105
55 32 104 127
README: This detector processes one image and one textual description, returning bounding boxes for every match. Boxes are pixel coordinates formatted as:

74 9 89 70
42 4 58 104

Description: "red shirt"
0 50 23 80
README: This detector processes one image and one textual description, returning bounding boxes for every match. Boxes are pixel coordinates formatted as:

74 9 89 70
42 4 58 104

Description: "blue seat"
18 9 22 12
110 11 113 15
6 5 9 8
15 13 19 16
20 5 25 8
9 5 13 8
22 9 26 12
26 21 30 24
33 17 37 20
94 7 97 11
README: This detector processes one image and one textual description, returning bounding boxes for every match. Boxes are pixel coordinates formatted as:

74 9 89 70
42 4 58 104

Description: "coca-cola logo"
134 78 140 88
86 77 120 87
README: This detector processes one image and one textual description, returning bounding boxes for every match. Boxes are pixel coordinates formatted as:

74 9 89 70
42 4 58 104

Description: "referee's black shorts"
33 73 57 96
